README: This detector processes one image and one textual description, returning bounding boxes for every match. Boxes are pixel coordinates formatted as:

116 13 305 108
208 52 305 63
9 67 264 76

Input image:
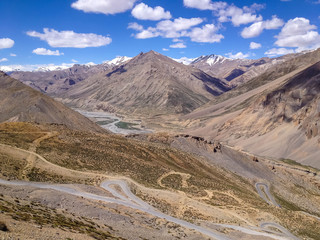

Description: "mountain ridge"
57 50 230 115
0 71 103 132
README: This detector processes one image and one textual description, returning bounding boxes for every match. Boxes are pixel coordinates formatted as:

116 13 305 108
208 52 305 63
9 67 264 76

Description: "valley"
1 48 320 240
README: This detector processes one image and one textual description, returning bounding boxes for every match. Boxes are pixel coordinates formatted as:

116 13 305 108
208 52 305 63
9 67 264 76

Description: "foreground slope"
0 122 319 239
58 51 230 115
0 71 102 132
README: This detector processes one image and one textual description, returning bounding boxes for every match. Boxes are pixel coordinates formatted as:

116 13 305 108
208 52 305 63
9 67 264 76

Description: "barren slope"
216 61 320 167
58 51 230 115
0 71 103 132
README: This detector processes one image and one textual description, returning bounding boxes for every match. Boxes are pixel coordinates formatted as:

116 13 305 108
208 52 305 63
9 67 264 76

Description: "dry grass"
0 194 124 239
1 122 320 239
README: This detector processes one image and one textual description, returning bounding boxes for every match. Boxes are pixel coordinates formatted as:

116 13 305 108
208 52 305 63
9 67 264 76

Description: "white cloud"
250 42 262 49
241 21 264 38
187 24 224 43
131 3 171 21
162 48 169 51
27 28 112 48
10 53 17 57
128 22 144 31
264 16 284 29
0 38 14 49
129 18 224 44
183 0 227 10
130 17 203 39
265 48 295 57
32 48 64 56
157 17 204 38
172 57 196 65
170 42 186 48
241 16 284 38
0 58 8 63
217 4 264 26
226 52 249 59
275 17 320 51
71 59 78 63
71 0 137 15
135 28 160 39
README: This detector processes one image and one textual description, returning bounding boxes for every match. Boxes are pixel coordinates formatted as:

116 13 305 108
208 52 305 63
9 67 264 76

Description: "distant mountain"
9 56 131 94
0 71 103 132
217 61 320 167
190 54 296 87
58 51 230 115
171 57 196 65
184 48 320 168
104 56 132 66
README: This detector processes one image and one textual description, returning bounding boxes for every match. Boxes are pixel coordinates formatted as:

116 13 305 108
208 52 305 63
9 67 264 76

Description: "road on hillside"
0 178 297 240
255 182 281 207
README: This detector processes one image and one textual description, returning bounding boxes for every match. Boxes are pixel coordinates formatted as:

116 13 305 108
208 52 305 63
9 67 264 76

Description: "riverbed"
76 109 152 135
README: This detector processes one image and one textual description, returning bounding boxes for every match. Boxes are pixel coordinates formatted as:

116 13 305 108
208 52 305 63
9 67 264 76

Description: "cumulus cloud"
10 53 17 57
71 0 137 15
250 42 262 49
275 17 320 51
135 28 160 39
170 42 186 48
187 24 224 43
131 3 171 21
129 18 224 43
128 22 144 31
217 3 264 26
265 48 295 57
184 1 264 26
129 17 203 39
241 16 284 38
162 48 169 51
0 38 14 49
27 28 112 48
226 52 250 59
157 17 204 37
183 0 227 10
0 58 8 63
32 48 64 56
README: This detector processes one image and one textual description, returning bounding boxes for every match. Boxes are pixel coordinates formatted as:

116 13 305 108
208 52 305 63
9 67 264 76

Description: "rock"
0 221 9 232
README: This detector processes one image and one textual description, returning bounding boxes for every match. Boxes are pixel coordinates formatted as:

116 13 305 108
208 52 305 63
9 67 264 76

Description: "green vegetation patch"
115 121 139 130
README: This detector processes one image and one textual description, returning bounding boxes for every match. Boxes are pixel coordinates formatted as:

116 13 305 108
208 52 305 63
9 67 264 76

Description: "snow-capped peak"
191 54 229 66
171 57 196 65
104 56 132 66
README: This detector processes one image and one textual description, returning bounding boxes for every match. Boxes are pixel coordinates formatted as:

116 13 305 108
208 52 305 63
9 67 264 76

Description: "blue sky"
0 0 320 70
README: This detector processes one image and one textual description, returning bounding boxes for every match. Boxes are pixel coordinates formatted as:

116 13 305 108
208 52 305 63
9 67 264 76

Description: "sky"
0 0 320 70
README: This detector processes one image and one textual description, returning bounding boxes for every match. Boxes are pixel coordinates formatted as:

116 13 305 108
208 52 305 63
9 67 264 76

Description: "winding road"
0 133 298 240
255 183 281 207
0 178 298 240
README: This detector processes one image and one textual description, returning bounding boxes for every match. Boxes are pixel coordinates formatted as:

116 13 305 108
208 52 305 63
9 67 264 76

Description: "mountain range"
56 50 230 115
1 48 320 240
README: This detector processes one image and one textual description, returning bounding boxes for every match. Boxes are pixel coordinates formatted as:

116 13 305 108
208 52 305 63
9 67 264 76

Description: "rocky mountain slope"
217 61 320 167
9 57 131 95
190 54 298 87
184 49 320 168
0 71 103 132
57 51 230 115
